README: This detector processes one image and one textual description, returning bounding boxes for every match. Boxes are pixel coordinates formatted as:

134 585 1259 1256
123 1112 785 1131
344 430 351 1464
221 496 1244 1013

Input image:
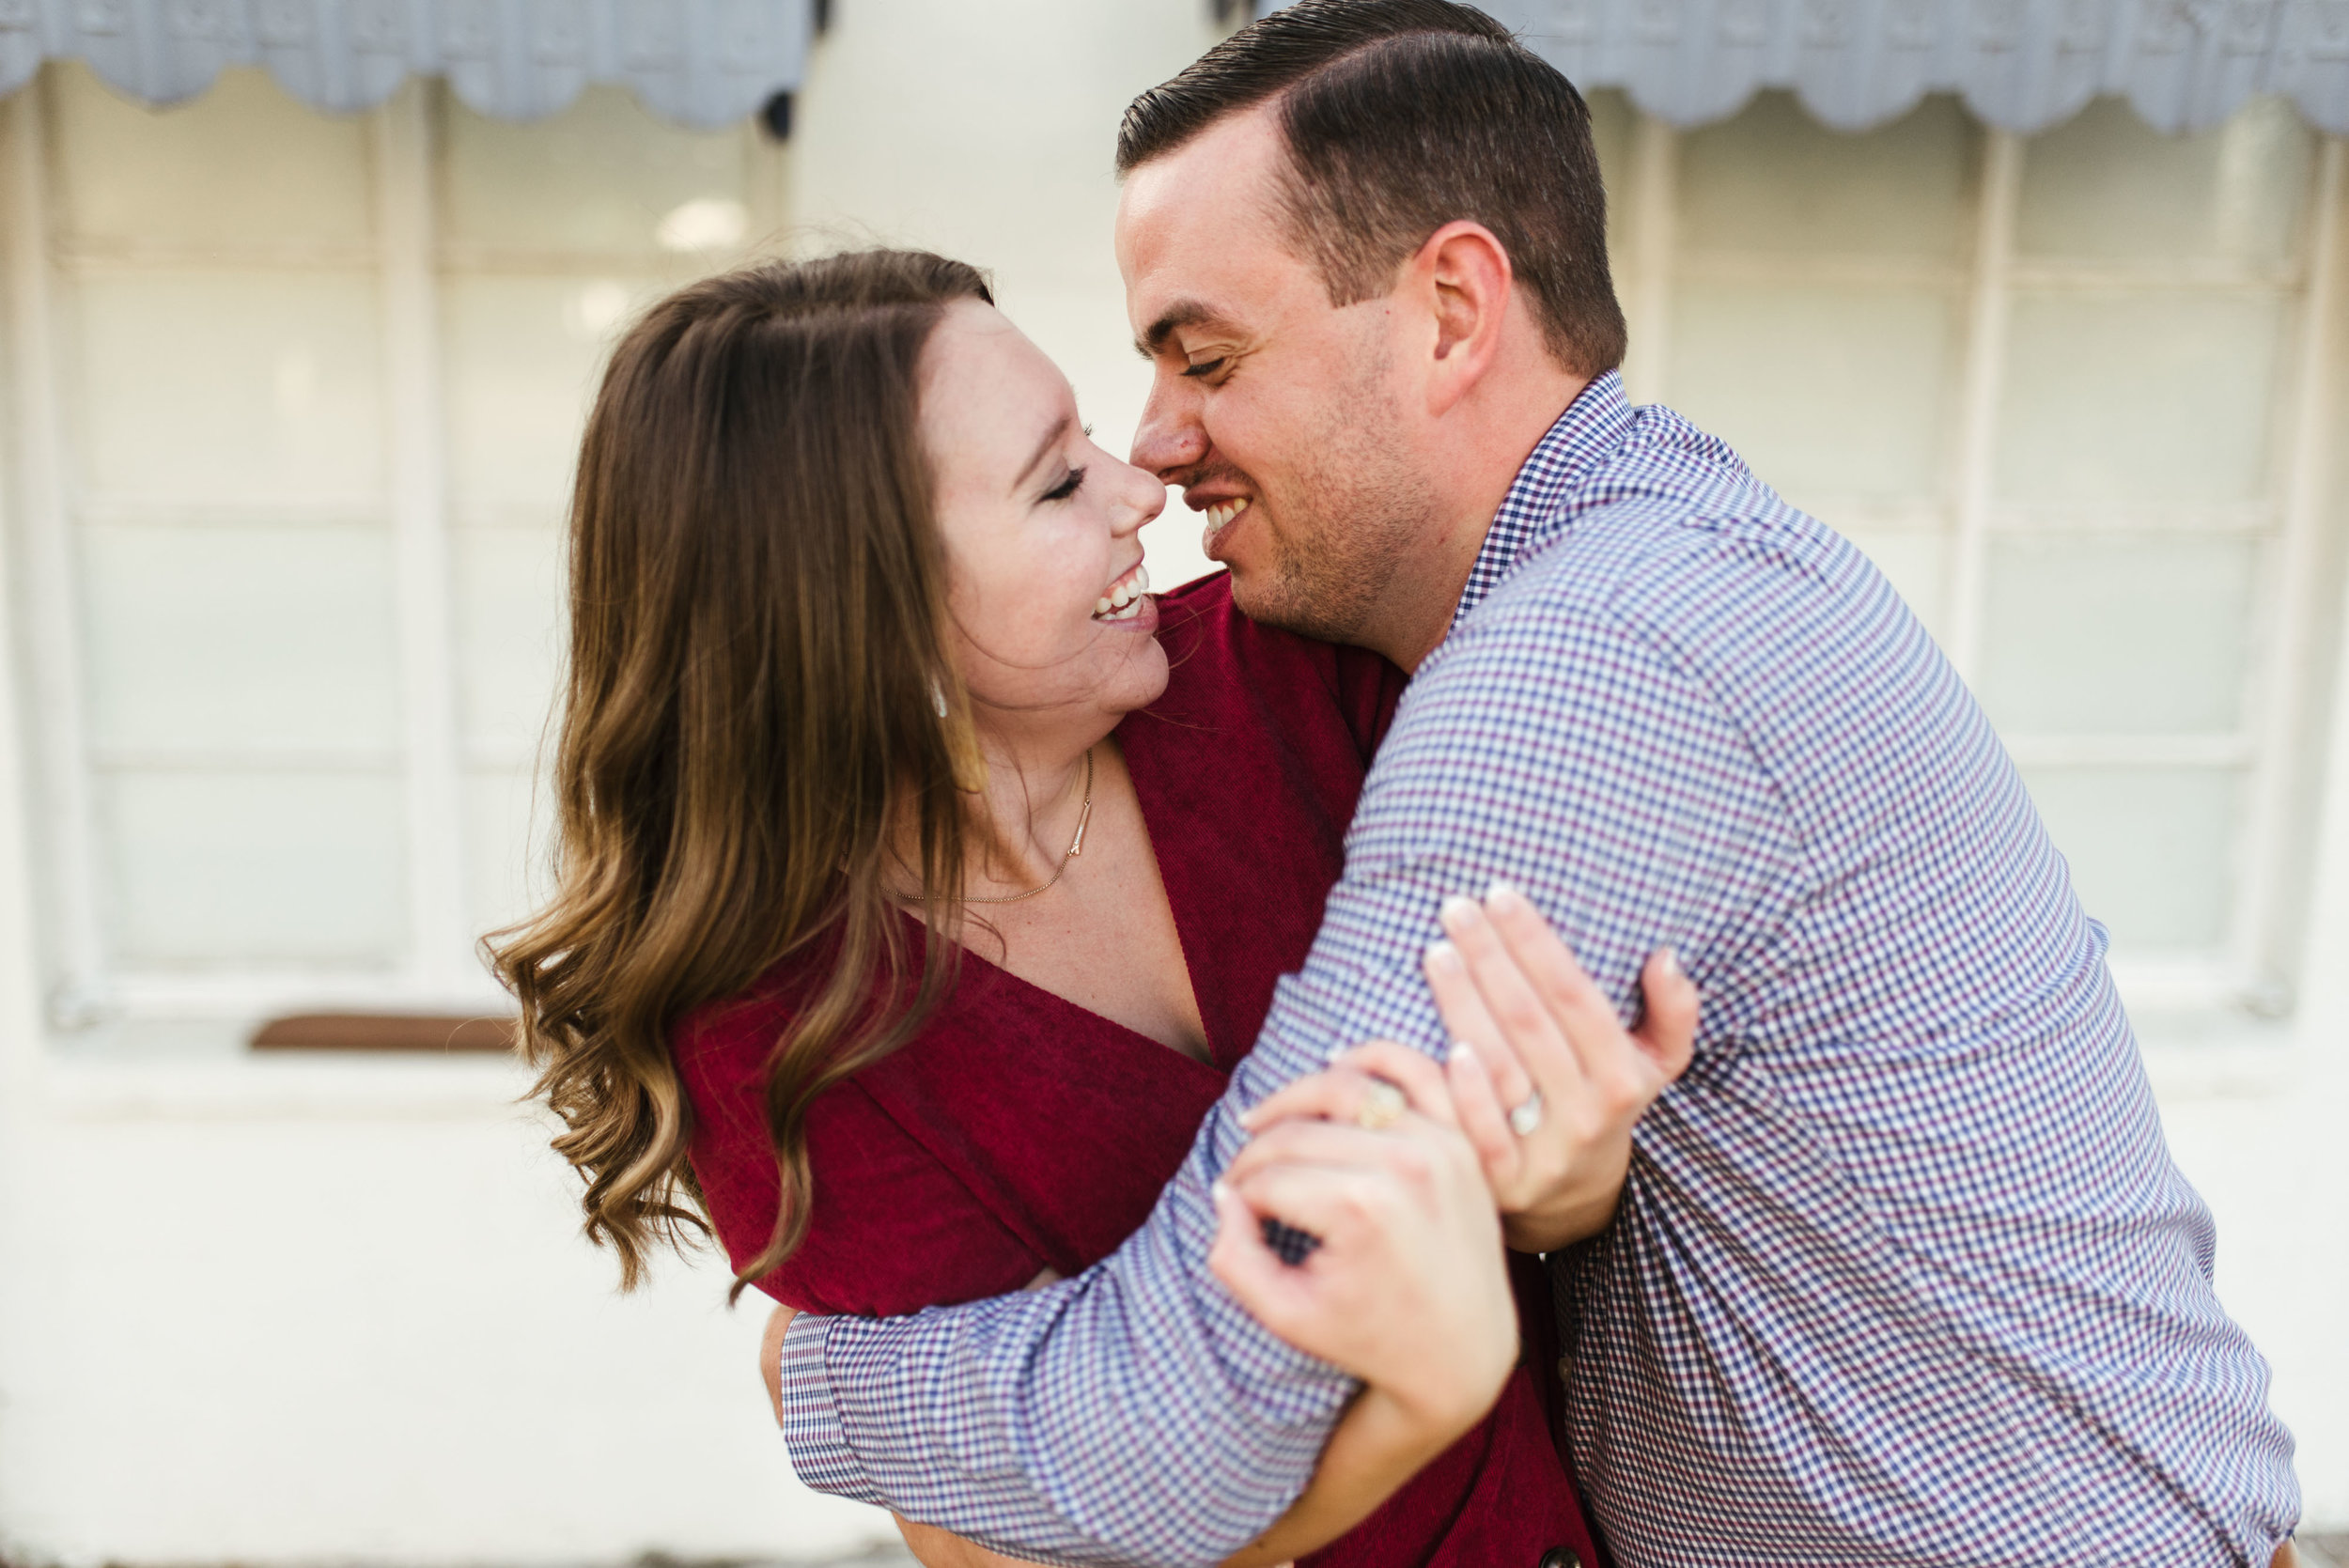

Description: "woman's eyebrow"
1014 413 1074 495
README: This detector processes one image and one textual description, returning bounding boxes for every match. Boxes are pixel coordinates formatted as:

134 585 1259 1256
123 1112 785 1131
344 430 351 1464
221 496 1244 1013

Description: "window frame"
5 69 787 1037
1607 97 2349 1015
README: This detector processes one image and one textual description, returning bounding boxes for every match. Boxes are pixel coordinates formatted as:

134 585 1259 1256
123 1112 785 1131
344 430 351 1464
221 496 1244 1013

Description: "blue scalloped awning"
0 0 817 131
1256 0 2349 134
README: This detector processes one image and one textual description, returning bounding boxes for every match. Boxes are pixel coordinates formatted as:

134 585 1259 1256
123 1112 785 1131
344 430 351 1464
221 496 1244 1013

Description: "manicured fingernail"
1439 894 1481 931
1657 948 1682 979
1486 879 1527 911
1211 1179 1233 1204
1425 939 1463 972
1449 1037 1484 1073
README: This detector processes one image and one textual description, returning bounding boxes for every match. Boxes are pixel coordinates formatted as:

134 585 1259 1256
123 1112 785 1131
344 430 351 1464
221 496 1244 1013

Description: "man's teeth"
1203 498 1252 532
1093 563 1151 620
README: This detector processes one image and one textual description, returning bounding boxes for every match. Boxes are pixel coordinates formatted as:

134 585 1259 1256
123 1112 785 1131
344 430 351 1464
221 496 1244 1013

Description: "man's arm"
777 578 1786 1567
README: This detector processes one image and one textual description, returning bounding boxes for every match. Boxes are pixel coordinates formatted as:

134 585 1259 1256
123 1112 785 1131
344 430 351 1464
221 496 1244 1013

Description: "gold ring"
1356 1079 1407 1131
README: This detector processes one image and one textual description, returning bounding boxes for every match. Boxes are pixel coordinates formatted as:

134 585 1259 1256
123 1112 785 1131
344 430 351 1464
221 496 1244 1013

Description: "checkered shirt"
776 372 2299 1568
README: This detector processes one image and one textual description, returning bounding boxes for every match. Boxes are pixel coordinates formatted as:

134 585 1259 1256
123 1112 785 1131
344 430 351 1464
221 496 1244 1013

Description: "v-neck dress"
676 573 1599 1568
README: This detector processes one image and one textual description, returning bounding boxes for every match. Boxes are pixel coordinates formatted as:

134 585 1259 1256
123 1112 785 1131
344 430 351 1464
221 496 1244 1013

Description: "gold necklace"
962 749 1095 905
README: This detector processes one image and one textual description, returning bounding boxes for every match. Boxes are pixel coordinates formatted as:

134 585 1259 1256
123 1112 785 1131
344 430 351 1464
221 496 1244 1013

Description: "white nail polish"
1486 878 1525 908
1657 948 1683 979
1426 939 1462 970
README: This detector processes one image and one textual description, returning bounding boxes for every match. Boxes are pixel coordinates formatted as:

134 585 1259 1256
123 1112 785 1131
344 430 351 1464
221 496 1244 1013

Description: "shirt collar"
1450 369 1637 629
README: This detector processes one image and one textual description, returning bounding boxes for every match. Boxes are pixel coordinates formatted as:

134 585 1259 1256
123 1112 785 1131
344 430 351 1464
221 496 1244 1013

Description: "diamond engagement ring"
1356 1079 1408 1131
1508 1087 1545 1138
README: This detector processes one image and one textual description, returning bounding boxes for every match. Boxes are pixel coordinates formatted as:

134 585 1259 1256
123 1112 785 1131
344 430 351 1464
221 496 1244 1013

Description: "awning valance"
0 0 816 131
1257 0 2349 135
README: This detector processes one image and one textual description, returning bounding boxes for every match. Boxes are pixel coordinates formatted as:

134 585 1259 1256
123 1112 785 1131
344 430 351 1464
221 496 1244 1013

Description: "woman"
492 251 1690 1566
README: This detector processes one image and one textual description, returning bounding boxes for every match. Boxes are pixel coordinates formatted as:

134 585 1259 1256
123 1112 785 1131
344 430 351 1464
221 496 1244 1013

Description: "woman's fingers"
1207 1178 1316 1343
1239 1048 1456 1135
1223 1115 1435 1190
1634 948 1700 1080
1443 1038 1525 1196
1480 882 1634 1080
1429 906 1558 1116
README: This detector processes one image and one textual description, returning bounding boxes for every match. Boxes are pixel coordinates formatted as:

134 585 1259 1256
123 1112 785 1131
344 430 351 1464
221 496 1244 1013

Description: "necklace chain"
962 749 1096 906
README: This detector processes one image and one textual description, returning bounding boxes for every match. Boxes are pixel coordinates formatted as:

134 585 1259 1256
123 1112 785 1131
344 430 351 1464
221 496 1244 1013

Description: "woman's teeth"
1093 563 1151 621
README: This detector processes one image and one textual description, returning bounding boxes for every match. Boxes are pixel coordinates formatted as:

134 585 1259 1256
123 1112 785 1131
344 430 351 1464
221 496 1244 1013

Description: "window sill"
33 1049 537 1122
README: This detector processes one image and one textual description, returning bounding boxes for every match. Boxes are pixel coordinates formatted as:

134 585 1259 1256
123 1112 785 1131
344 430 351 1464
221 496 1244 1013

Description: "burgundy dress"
677 573 1602 1568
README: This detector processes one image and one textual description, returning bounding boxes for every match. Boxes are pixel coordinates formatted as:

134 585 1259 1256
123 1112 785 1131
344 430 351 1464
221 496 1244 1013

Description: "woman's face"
921 301 1172 743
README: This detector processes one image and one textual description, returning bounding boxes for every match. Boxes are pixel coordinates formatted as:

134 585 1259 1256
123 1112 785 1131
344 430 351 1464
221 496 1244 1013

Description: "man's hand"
760 1302 798 1427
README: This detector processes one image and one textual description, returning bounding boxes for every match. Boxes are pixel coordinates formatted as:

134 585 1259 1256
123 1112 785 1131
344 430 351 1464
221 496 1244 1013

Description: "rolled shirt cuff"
777 1312 879 1506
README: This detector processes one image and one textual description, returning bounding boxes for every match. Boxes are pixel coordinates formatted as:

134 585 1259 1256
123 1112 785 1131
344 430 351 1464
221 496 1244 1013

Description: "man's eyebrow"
1015 413 1073 495
1135 300 1230 359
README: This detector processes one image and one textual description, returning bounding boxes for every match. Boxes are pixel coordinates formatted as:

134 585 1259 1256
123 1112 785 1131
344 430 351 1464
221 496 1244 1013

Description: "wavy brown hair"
488 251 995 1294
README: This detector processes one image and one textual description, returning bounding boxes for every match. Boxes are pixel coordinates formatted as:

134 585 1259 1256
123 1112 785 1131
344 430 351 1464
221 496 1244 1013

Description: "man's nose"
1129 374 1208 481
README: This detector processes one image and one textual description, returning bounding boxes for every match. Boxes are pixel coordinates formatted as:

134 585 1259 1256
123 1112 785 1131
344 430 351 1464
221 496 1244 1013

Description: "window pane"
441 85 749 256
443 274 664 520
454 526 565 755
68 271 385 507
1668 284 1954 504
50 64 373 249
80 524 401 753
99 771 407 965
2022 767 2240 951
1980 535 2257 735
1679 92 1974 260
1995 291 2282 505
2016 97 2312 265
466 767 552 939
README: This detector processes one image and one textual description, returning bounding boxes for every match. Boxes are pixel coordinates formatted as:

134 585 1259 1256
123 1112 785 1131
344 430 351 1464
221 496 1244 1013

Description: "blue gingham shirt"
778 373 2299 1568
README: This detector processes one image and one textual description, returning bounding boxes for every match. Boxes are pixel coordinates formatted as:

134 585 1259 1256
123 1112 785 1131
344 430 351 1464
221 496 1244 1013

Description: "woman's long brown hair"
487 251 994 1295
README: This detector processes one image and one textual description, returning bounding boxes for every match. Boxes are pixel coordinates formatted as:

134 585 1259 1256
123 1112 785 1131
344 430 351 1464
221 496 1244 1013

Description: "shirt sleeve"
777 572 1788 1568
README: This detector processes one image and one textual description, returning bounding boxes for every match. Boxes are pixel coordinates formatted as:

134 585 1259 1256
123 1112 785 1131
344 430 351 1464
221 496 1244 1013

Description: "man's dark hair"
1118 0 1626 377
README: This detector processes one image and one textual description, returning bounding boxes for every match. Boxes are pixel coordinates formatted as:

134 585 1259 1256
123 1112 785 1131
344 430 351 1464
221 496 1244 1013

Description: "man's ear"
1416 221 1514 417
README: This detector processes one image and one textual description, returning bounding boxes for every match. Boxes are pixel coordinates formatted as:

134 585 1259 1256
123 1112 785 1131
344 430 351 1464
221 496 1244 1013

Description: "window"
1594 89 2345 1013
8 65 786 1047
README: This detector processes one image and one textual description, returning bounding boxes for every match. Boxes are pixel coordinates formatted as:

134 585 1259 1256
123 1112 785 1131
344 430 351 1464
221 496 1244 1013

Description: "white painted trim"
5 83 106 1030
1944 130 2022 682
2240 139 2347 996
1620 113 1676 405
101 969 507 1018
375 83 474 999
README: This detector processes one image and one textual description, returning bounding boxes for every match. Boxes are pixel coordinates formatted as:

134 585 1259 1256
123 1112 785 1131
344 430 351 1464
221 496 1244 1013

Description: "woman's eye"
1041 466 1086 504
1181 357 1227 380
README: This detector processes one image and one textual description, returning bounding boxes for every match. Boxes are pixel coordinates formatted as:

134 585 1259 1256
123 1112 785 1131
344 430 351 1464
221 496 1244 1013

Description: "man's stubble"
1228 347 1436 648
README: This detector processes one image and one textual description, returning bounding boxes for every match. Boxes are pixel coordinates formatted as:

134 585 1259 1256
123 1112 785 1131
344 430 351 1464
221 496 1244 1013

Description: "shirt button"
1538 1550 1583 1568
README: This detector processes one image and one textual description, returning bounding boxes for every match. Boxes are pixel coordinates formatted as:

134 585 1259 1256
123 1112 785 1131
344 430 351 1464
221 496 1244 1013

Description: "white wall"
0 4 1223 1563
786 0 1226 592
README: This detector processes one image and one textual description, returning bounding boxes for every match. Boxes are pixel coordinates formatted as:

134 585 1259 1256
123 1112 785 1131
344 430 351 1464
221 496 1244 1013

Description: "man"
770 4 2302 1563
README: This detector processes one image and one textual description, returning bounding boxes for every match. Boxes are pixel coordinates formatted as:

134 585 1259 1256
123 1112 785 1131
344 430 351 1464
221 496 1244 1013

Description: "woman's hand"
1244 884 1699 1256
1419 882 1697 1251
1209 1059 1517 1439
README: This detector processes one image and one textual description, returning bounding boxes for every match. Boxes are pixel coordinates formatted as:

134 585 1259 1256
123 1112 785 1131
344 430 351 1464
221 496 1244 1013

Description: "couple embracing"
492 3 2301 1564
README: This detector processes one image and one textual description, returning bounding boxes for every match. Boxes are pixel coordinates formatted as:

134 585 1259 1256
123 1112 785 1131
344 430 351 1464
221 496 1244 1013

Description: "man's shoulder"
1432 407 1952 764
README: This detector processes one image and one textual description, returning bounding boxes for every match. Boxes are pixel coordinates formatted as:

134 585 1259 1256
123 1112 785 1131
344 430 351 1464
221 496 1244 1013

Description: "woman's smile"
1094 561 1153 622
